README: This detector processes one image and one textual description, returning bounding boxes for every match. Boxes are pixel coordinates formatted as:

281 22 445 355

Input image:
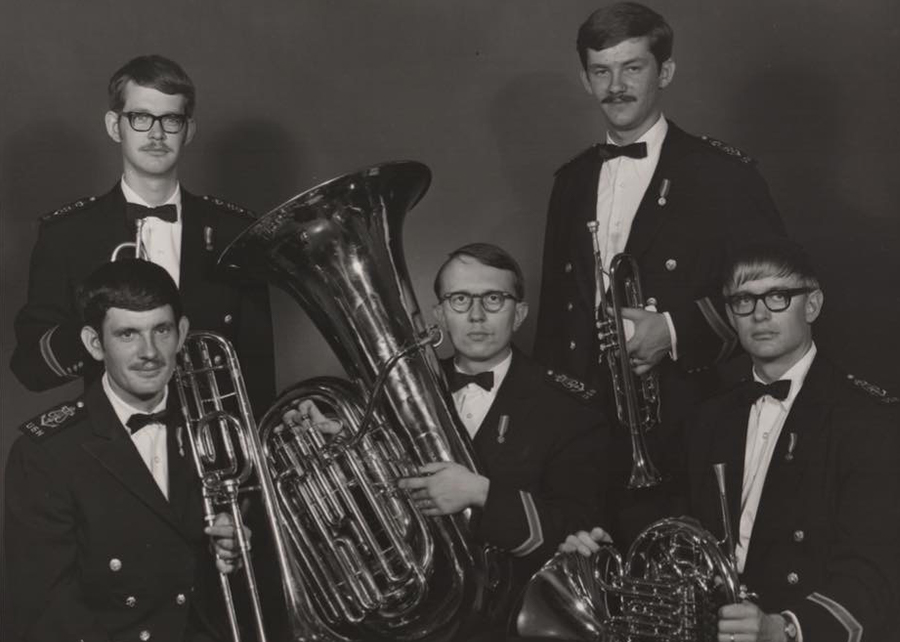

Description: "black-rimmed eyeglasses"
725 288 812 316
120 111 188 134
440 291 518 313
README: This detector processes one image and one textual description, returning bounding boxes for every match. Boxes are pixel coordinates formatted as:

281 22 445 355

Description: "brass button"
665 259 677 271
793 530 805 542
566 302 574 311
125 596 137 608
223 314 233 324
140 630 151 641
569 340 576 350
787 572 799 585
109 558 122 572
564 262 572 273
176 593 186 605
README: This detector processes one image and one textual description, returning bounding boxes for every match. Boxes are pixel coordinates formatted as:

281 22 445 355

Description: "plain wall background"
1 0 898 601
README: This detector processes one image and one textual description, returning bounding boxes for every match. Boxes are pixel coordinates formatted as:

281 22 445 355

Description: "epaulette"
39 196 99 224
545 369 599 403
845 373 899 405
555 144 600 176
202 195 257 221
19 399 86 441
700 136 756 165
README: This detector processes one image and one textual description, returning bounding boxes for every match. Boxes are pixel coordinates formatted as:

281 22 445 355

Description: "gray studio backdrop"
1 0 898 574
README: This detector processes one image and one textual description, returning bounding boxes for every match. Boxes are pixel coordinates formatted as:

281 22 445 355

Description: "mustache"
602 94 637 104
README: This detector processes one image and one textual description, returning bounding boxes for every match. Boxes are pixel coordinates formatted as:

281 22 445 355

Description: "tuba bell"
214 161 501 641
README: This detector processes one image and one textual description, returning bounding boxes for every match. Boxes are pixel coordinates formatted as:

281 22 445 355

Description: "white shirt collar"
606 114 668 157
120 178 182 221
752 342 817 408
102 372 169 432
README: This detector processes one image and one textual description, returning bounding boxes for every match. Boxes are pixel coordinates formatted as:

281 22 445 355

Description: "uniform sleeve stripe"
39 326 70 378
807 592 862 642
510 491 544 557
695 297 737 363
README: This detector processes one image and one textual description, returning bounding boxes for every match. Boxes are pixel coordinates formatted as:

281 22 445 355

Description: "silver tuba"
214 161 500 641
515 464 745 641
587 222 662 489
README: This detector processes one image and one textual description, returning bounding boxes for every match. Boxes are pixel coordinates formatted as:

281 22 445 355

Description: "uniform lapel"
179 190 213 298
473 350 534 456
624 123 688 261
80 382 187 537
572 151 604 312
166 414 195 525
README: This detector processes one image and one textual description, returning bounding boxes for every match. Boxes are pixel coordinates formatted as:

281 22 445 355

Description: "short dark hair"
723 239 821 294
433 243 525 301
577 2 674 70
77 260 183 334
108 55 196 117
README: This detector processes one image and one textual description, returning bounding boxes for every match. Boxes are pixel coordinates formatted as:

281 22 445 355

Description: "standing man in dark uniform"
563 240 900 642
533 3 785 542
5 259 249 642
398 243 609 627
10 54 274 414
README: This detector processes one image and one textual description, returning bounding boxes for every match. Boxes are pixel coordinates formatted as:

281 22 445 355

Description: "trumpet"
586 221 661 489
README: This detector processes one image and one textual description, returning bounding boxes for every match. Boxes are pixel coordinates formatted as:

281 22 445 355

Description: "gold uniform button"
176 593 187 605
793 530 805 542
569 340 576 350
109 558 122 572
564 262 573 273
125 596 137 608
139 630 151 641
566 302 574 311
787 572 799 585
223 314 233 324
665 259 677 271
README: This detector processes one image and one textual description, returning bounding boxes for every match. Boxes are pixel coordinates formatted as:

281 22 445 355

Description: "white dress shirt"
120 178 183 286
102 373 170 499
736 342 817 572
451 351 513 439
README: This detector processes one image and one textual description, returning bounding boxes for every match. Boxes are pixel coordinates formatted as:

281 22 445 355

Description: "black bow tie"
740 379 792 404
597 141 648 161
125 203 178 225
449 370 494 393
126 408 172 434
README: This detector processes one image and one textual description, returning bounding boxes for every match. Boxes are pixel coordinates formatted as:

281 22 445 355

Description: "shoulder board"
700 136 756 165
555 144 599 176
39 196 99 224
19 399 87 441
844 373 899 405
202 195 257 221
544 369 599 403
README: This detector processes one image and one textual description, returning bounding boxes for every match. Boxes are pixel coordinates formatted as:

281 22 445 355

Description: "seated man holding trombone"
546 240 900 642
4 259 246 642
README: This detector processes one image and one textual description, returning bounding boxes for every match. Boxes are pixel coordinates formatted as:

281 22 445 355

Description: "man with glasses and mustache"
396 243 609 632
562 239 899 642
533 2 786 545
10 54 274 415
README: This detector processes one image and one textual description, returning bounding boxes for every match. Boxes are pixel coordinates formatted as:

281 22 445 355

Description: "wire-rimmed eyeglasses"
725 287 812 316
440 291 519 313
120 111 188 134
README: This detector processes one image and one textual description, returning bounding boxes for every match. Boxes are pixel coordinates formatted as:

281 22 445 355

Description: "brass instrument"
587 221 661 489
211 161 498 641
176 331 321 642
515 464 745 641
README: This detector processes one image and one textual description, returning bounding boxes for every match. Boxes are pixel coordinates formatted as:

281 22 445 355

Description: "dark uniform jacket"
532 122 786 544
684 356 900 642
533 121 785 431
4 380 222 642
443 348 609 595
10 183 275 413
